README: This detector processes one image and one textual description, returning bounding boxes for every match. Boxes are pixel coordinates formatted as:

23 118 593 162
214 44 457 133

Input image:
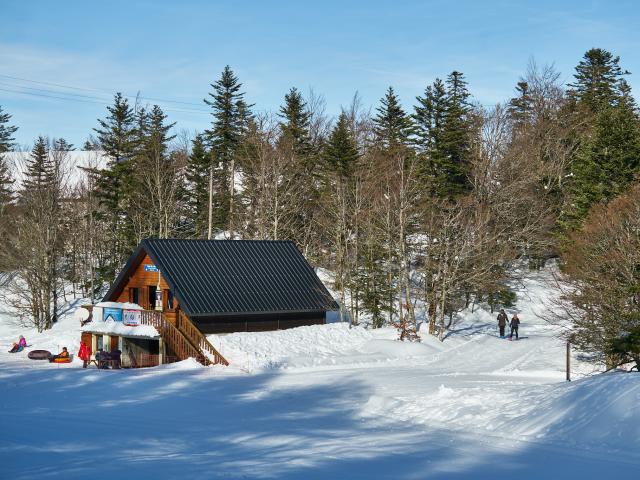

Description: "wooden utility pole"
566 341 571 382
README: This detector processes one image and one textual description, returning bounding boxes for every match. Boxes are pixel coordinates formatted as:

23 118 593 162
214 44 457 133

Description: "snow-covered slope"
1 265 638 479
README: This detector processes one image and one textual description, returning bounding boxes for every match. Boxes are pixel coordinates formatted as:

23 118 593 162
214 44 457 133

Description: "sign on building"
123 309 141 326
103 307 122 322
144 264 159 272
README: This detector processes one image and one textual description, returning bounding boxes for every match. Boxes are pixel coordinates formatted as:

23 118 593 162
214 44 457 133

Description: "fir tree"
22 136 54 195
323 112 359 180
414 79 447 152
508 81 533 127
564 98 640 227
278 87 313 157
0 105 16 209
132 105 178 238
0 105 18 154
0 153 14 211
93 93 137 163
432 71 473 198
204 66 251 233
569 48 629 111
414 79 448 186
185 133 211 237
562 50 640 230
140 105 176 160
373 87 413 148
92 94 138 282
93 94 138 223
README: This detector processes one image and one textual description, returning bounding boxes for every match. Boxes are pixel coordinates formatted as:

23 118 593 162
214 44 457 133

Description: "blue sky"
1 0 639 148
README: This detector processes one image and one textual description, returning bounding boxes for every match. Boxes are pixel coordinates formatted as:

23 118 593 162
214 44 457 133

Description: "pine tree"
323 112 359 180
414 79 448 186
94 93 137 163
0 153 14 212
276 87 321 255
140 105 176 161
204 66 251 234
414 79 447 151
133 104 179 238
562 49 640 230
569 48 629 111
185 133 211 237
508 81 533 127
373 87 413 148
565 97 640 227
15 136 66 330
22 136 54 195
92 94 138 282
0 106 17 214
93 94 137 221
0 105 18 154
278 87 313 157
436 71 473 198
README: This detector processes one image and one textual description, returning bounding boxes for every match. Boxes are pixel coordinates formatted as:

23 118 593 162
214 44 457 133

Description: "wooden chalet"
89 239 338 367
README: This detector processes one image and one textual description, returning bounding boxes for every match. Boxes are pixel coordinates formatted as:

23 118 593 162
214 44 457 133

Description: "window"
97 335 104 351
148 286 157 310
129 287 139 305
164 289 175 311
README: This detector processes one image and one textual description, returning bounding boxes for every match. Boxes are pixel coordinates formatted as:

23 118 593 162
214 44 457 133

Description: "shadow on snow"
0 362 637 479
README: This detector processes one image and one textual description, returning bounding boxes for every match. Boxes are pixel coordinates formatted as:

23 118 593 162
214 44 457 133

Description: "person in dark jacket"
497 310 508 337
510 314 520 340
95 348 109 369
110 347 122 369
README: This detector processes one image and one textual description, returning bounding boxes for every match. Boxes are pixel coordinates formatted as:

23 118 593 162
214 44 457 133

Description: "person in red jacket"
78 341 92 368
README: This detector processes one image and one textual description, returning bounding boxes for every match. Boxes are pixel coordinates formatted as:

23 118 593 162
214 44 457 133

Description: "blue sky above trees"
1 0 639 147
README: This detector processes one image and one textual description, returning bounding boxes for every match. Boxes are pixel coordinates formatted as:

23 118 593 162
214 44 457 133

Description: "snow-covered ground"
1 267 639 479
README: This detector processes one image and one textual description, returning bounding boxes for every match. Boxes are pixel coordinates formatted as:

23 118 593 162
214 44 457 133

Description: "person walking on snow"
497 310 508 338
510 314 520 340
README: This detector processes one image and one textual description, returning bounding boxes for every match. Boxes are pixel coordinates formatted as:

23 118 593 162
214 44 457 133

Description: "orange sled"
49 356 72 363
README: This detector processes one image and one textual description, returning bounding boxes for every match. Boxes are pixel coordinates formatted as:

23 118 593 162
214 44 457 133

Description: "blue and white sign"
144 264 158 272
103 307 122 322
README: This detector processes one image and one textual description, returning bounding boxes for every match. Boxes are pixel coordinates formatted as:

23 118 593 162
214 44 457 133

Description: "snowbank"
82 319 159 338
208 323 448 372
209 323 377 371
95 301 143 310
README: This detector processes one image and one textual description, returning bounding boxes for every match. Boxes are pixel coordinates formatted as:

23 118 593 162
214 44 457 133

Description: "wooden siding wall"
195 311 326 334
114 254 179 324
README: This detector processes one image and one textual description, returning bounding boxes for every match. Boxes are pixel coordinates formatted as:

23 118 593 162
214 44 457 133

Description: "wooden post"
159 337 164 365
566 341 571 382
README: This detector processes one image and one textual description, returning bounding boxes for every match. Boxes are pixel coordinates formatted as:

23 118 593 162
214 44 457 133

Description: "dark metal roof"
104 239 338 317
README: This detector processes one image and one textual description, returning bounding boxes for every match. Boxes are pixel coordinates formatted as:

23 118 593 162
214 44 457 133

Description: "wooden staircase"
139 310 229 366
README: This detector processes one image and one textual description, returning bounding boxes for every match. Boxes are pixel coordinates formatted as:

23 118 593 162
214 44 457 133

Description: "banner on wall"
123 309 141 326
103 307 122 322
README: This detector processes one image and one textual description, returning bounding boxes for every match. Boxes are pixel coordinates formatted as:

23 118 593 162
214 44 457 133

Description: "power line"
0 85 212 115
0 73 212 109
0 81 113 102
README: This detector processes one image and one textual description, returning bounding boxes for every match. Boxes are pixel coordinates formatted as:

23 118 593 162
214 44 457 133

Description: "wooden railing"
177 311 229 366
138 310 228 367
139 309 164 329
135 354 178 368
